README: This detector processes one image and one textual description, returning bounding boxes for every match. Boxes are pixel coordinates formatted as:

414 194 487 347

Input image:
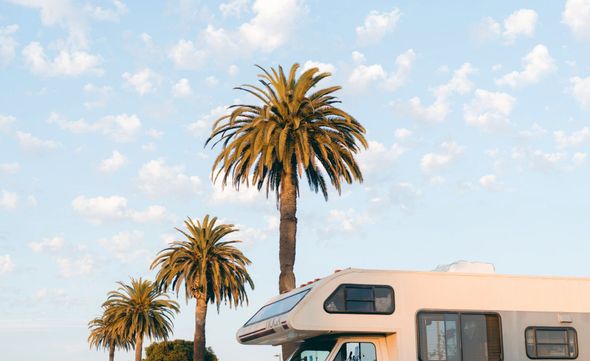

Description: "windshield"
288 340 336 361
245 289 310 326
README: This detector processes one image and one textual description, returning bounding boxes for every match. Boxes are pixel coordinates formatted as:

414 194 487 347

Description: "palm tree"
102 278 180 361
151 215 254 361
206 63 367 294
88 309 133 361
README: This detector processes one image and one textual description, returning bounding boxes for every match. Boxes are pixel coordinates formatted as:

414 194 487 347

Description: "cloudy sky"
2 0 590 360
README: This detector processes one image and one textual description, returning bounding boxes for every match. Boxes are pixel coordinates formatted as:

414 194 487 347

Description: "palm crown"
88 312 133 352
102 278 179 344
151 215 254 308
206 63 368 199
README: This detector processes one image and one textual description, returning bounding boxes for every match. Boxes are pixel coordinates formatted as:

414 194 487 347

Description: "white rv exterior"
236 268 590 361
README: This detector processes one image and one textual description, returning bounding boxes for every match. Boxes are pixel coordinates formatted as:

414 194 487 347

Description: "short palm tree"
206 63 367 294
151 215 254 361
88 310 133 361
102 278 180 361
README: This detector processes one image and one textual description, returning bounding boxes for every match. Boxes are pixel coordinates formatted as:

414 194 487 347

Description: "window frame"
416 310 504 361
323 284 395 315
525 326 579 360
244 289 310 326
333 341 378 361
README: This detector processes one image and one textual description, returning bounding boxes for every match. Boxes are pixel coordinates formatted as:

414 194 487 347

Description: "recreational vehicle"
236 268 590 361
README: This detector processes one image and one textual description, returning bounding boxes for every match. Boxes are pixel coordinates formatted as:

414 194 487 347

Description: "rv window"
525 327 577 359
244 289 310 326
334 342 377 361
289 340 336 361
324 284 394 314
418 312 502 361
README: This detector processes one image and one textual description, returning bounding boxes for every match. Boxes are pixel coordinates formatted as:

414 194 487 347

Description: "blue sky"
1 0 590 360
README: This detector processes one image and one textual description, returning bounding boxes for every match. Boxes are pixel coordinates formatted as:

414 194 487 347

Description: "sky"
1 0 590 360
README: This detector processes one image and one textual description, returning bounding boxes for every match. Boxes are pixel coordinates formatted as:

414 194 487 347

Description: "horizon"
1 0 590 360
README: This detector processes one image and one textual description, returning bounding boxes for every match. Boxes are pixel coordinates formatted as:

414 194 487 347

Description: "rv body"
236 269 590 361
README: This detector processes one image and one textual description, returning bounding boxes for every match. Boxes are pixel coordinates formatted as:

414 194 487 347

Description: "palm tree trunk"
279 170 298 361
194 293 208 361
108 343 115 361
279 170 297 294
134 333 143 361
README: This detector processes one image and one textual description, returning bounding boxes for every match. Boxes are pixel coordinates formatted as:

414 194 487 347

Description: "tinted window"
525 327 577 359
289 340 336 361
334 342 377 361
324 285 394 314
418 312 502 361
245 289 310 326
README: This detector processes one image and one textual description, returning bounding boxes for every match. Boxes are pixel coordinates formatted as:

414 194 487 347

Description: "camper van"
236 268 590 361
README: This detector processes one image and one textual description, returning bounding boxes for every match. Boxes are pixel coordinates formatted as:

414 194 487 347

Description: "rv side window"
418 312 502 361
525 327 578 359
334 342 377 361
324 284 394 314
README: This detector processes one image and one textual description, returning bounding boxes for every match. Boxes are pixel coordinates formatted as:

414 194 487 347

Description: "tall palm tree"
151 215 254 361
88 309 133 361
206 63 367 294
102 278 180 361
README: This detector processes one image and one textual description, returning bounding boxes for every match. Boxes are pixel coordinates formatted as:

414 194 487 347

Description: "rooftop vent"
433 260 495 274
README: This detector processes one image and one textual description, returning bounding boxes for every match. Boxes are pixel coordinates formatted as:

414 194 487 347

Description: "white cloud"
357 140 405 174
56 256 93 277
478 9 537 44
328 208 372 232
0 24 18 68
0 163 19 175
99 151 127 173
519 122 548 139
398 63 475 123
16 131 60 151
146 129 163 139
554 127 590 148
529 150 566 171
348 49 415 91
173 78 192 97
83 83 112 109
35 288 71 304
122 68 157 95
384 49 416 91
29 235 64 253
394 128 412 141
209 182 264 204
85 0 127 22
0 254 15 274
72 195 171 224
421 141 464 173
238 0 306 52
0 191 18 209
22 42 103 76
220 0 249 17
570 76 590 109
188 105 228 136
302 60 336 74
348 63 386 88
573 152 588 166
356 9 400 45
479 174 500 191
169 0 305 69
352 51 366 64
168 39 207 69
563 0 590 39
228 64 239 76
9 0 89 47
496 44 556 87
0 114 16 132
206 76 218 87
137 159 202 197
99 230 146 262
47 112 141 142
389 182 422 212
463 89 516 131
